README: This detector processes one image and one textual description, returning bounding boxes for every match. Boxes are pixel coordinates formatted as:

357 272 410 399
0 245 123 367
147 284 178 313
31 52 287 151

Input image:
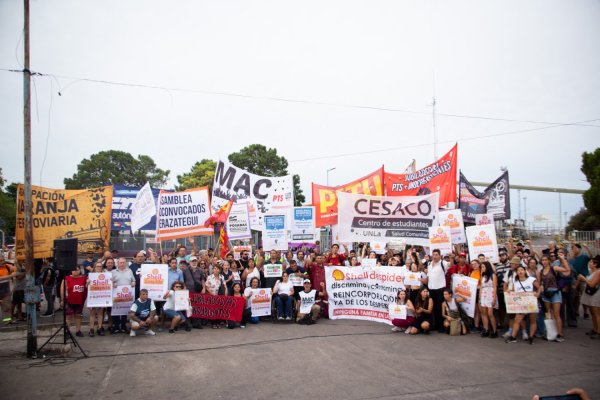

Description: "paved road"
0 317 598 400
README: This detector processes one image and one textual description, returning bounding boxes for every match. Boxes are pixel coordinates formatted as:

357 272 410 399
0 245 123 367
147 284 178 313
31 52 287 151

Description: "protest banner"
388 303 407 320
112 286 134 316
211 160 294 226
112 184 160 231
459 171 511 223
337 192 439 247
140 264 168 301
505 292 539 314
131 182 158 233
312 167 384 227
465 225 500 263
15 184 113 259
264 263 283 278
87 272 113 307
451 275 479 318
190 292 244 321
403 270 422 286
438 209 466 243
291 206 317 242
156 187 212 240
428 226 453 255
250 288 272 316
226 202 252 240
475 213 495 226
263 214 288 251
325 266 406 325
384 144 458 208
174 289 190 311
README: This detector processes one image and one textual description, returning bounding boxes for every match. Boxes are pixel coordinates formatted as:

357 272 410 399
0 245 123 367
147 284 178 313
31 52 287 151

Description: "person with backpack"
540 253 571 342
40 259 57 317
422 249 448 333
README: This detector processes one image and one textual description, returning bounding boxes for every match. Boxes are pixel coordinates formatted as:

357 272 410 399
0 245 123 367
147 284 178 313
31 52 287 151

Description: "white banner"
438 209 466 243
325 265 405 325
428 226 453 255
475 213 495 226
211 160 294 226
264 263 283 278
174 289 190 311
250 288 272 316
291 206 317 242
87 272 113 307
451 274 479 318
263 214 288 251
466 224 499 263
112 285 134 316
337 192 439 247
140 264 169 301
156 187 212 240
130 182 157 233
226 202 252 240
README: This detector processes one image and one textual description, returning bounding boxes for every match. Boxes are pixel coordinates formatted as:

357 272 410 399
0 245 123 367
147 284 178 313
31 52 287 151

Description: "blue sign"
265 215 285 230
111 185 161 231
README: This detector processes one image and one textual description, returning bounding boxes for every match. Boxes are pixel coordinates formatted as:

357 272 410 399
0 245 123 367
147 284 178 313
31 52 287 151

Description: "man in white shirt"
423 249 449 333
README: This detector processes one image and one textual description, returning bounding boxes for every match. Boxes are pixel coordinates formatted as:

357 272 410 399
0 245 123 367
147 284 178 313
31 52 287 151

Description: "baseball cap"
189 256 198 261
458 252 467 257
302 279 311 284
510 256 521 264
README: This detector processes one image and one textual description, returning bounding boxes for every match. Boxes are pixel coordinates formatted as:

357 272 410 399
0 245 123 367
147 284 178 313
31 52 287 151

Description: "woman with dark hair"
163 280 190 334
242 259 260 288
390 289 415 332
273 272 294 320
540 253 570 342
227 282 245 329
442 289 467 335
469 259 482 333
242 277 261 327
349 256 361 267
505 264 540 344
408 288 433 335
205 264 226 329
479 261 498 338
578 256 600 338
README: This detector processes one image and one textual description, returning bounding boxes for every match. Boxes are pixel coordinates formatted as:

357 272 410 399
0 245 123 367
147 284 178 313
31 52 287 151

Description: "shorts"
131 315 158 329
12 290 24 304
164 309 186 321
66 303 84 316
542 289 562 304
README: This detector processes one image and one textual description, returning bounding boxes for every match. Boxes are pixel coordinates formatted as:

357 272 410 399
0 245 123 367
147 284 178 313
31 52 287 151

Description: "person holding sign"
111 258 136 334
479 262 498 338
273 272 295 320
296 279 325 325
504 265 540 345
205 264 227 329
87 262 107 337
242 277 261 327
390 290 415 332
163 281 190 334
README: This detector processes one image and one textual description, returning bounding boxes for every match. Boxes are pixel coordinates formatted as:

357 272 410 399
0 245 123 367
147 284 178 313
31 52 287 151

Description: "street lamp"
326 167 336 186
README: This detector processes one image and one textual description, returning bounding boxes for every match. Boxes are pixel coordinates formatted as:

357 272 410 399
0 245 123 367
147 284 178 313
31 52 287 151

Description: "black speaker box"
53 238 78 271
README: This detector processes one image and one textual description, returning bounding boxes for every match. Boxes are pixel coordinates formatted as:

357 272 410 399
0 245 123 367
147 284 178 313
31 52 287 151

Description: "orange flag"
204 197 234 226
219 225 230 259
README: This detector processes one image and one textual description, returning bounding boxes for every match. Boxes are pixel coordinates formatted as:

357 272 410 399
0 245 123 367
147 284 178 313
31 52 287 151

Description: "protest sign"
16 185 113 259
233 245 252 260
190 292 244 321
245 199 261 229
428 226 453 255
226 202 252 240
403 270 422 287
112 286 134 316
140 264 168 301
112 184 160 231
211 160 294 226
250 288 272 316
325 266 406 325
466 225 499 263
459 171 510 223
131 182 157 233
174 289 190 311
337 192 439 247
388 304 407 320
312 167 384 227
438 209 466 243
505 292 539 314
475 213 495 226
156 187 212 240
331 224 351 252
263 214 288 251
264 263 283 278
288 273 305 287
87 272 113 307
451 275 479 318
360 258 377 268
384 144 458 208
370 241 387 255
291 206 317 242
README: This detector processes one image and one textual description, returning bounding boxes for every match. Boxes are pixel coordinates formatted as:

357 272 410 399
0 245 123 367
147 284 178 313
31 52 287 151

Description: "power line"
1 67 599 129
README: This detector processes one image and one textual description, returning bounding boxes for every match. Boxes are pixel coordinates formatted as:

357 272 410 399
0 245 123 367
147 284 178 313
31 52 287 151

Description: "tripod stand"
38 302 88 357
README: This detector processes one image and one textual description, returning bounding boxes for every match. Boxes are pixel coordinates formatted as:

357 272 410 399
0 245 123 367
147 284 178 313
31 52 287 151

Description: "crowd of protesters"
1 238 599 345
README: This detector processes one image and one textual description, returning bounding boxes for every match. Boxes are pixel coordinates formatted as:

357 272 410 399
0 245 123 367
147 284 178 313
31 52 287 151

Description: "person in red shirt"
445 253 472 288
325 244 347 266
60 265 87 337
306 254 328 317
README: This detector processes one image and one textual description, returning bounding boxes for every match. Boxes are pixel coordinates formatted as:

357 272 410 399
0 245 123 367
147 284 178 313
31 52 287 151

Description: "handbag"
585 284 598 296
449 319 461 336
544 316 558 341
543 287 559 299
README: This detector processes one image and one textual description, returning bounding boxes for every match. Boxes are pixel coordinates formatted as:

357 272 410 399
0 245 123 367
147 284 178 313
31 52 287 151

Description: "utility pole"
432 97 438 160
23 0 37 357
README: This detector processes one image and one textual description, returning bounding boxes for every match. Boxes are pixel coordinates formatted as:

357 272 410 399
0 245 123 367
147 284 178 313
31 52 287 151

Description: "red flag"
204 198 234 226
219 225 230 259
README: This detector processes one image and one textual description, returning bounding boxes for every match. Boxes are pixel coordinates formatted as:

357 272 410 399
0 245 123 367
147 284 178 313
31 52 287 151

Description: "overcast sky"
1 0 598 230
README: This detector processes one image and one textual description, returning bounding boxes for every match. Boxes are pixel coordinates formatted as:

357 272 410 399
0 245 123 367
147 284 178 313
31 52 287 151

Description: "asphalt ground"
0 315 598 400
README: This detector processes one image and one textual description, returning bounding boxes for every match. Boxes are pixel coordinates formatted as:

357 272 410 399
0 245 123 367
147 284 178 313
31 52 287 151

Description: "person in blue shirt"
168 258 184 288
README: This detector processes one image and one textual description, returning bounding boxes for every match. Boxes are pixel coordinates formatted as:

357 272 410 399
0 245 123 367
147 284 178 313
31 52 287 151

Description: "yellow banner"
16 185 113 259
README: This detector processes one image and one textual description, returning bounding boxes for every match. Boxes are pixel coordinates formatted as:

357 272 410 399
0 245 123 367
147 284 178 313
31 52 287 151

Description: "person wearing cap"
445 252 472 288
182 256 205 293
296 279 326 324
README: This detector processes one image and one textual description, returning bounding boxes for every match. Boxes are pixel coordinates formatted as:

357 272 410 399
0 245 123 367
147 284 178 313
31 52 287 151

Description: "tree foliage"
581 148 600 216
0 168 16 236
64 150 170 189
228 144 305 206
566 208 600 233
176 159 216 191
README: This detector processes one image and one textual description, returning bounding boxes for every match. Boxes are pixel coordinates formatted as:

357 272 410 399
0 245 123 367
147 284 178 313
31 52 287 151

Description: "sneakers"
480 330 489 338
554 335 564 343
97 328 105 336
505 336 517 344
130 330 136 337
528 337 534 345
169 329 175 334
391 326 401 332
278 316 284 320
285 317 291 321
584 313 590 320
75 331 83 337
240 324 246 328
502 329 513 339
490 331 498 339
522 331 529 341
405 329 411 334
590 332 598 339
88 329 94 337
41 312 54 317
145 329 156 336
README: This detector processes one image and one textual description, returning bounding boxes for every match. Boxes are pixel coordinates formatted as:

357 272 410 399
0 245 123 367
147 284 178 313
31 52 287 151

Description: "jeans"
274 294 293 318
43 286 55 314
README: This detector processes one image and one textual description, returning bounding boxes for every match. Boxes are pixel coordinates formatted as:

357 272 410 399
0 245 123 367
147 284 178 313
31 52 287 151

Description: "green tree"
228 144 305 206
64 150 170 189
176 159 216 191
0 168 17 236
566 208 600 233
581 148 600 216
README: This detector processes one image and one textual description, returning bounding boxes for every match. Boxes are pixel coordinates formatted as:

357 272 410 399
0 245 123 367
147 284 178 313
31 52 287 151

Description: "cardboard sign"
87 272 113 307
428 226 453 256
438 209 466 243
140 264 169 301
388 304 407 320
466 225 499 263
174 289 190 311
250 288 272 316
505 292 539 314
264 263 283 278
112 286 134 316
